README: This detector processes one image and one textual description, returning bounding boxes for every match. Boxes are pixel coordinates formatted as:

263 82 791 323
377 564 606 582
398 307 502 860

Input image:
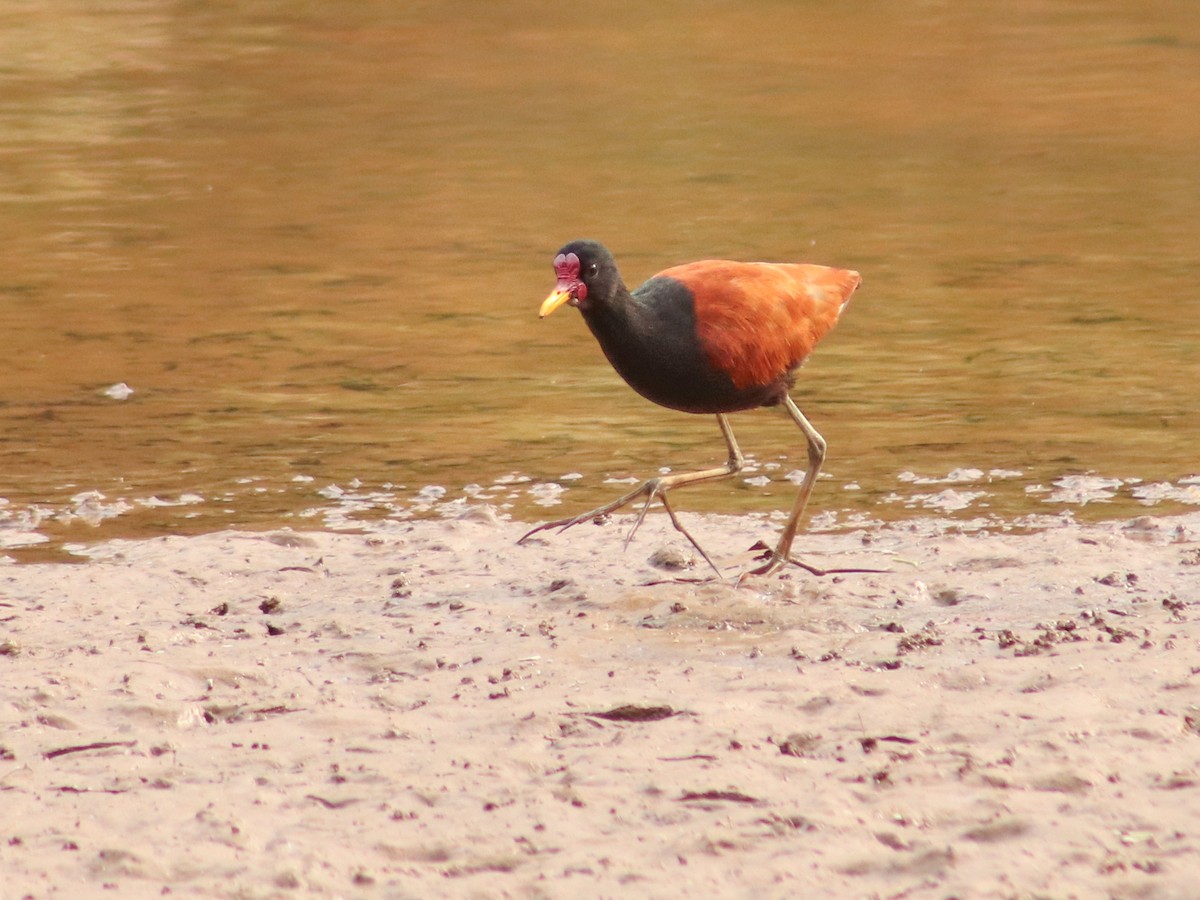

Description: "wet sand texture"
2 510 1200 897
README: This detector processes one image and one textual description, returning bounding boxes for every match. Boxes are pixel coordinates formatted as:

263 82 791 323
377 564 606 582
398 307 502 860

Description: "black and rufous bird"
519 239 861 576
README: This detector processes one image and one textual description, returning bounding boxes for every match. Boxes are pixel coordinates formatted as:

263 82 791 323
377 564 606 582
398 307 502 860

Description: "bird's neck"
582 284 645 350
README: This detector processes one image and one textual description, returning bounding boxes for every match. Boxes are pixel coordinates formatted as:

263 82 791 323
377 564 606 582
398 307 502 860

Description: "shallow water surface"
2 1 1198 554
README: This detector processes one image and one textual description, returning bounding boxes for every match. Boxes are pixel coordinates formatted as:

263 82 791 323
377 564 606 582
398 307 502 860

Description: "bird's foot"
741 541 889 580
517 480 659 544
517 479 723 579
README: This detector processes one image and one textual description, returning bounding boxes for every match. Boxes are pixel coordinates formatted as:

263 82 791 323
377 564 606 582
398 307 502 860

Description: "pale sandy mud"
2 510 1199 898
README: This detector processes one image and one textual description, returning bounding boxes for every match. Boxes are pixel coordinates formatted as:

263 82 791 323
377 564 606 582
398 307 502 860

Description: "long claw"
623 485 661 549
657 492 722 578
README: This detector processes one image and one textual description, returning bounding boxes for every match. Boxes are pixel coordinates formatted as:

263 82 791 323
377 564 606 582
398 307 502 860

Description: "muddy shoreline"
2 509 1199 897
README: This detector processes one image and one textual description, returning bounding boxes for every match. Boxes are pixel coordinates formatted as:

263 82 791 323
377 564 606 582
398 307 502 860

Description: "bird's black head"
539 240 624 318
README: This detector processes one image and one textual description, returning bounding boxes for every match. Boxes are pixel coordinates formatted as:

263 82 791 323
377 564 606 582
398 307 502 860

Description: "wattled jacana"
519 240 861 576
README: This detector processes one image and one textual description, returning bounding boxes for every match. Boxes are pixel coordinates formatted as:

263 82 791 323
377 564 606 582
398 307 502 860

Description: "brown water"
2 1 1199 554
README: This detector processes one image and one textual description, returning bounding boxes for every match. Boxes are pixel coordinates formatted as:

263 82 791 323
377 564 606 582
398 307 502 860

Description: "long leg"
748 395 826 576
518 414 744 573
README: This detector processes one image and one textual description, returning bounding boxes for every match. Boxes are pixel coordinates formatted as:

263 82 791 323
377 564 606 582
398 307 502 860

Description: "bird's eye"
588 263 598 276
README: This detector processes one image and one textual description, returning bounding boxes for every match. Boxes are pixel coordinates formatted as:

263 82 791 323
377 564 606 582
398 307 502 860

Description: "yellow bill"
539 288 573 318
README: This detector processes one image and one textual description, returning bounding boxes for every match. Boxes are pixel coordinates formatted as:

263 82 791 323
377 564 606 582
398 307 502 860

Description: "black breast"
580 276 785 415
